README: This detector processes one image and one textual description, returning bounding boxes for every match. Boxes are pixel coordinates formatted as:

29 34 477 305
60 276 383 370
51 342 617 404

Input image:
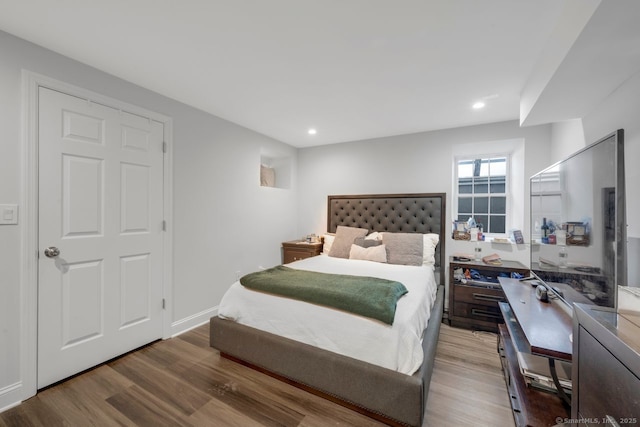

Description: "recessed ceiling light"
308 128 317 135
472 101 485 109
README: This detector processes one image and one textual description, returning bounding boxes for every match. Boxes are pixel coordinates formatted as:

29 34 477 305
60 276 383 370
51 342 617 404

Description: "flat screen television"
530 129 626 309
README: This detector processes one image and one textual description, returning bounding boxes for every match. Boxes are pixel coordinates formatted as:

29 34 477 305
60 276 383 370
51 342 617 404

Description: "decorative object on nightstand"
282 240 323 264
448 257 528 333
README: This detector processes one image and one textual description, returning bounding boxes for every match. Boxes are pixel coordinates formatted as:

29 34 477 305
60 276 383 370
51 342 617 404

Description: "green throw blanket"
239 265 408 325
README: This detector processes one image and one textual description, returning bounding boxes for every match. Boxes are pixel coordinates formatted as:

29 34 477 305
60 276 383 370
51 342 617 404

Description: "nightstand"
448 257 528 332
282 240 323 264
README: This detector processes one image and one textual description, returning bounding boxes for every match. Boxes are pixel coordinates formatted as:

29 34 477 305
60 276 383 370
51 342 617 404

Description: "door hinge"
162 220 166 231
162 141 167 153
162 298 166 309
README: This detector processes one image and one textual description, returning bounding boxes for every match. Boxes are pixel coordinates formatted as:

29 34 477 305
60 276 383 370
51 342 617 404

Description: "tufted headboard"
327 193 446 284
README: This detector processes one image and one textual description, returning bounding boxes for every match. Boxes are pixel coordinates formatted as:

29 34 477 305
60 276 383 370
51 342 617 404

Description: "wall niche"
260 154 291 189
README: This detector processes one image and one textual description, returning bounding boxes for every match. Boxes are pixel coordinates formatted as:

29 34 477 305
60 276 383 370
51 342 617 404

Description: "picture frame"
566 222 588 237
512 229 524 244
566 221 589 246
572 225 586 236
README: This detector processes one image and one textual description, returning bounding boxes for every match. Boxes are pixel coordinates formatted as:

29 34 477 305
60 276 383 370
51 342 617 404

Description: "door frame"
20 70 173 398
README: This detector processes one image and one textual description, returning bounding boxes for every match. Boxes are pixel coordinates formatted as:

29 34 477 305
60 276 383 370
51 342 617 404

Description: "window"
455 156 508 234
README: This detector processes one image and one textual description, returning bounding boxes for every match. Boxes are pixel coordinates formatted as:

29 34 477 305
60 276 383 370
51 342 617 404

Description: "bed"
210 193 446 426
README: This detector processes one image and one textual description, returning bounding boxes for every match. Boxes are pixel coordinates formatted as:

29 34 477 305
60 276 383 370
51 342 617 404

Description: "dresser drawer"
282 241 323 264
576 327 640 426
283 249 315 264
452 301 504 323
448 258 527 333
453 284 506 307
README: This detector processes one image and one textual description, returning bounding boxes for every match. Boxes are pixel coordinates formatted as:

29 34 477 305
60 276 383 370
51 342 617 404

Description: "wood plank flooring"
425 326 515 426
0 323 514 427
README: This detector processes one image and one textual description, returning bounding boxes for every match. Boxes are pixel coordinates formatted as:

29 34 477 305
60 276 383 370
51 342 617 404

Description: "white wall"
549 70 640 238
550 118 586 162
582 70 640 240
297 120 553 302
0 30 297 409
549 69 640 284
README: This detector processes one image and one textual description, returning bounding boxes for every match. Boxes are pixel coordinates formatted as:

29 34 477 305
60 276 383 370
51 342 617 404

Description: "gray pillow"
353 237 383 248
382 232 424 266
328 226 369 258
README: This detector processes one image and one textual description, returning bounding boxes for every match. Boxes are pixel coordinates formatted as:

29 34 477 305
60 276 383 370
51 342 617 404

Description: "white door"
37 87 164 388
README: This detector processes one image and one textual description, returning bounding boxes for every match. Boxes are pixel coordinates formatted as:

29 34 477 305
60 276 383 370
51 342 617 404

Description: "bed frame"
210 193 446 426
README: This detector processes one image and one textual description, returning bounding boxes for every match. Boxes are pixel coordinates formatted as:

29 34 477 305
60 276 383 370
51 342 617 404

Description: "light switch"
0 204 18 225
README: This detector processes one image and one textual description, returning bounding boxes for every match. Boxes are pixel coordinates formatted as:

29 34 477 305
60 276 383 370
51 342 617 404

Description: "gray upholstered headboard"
327 193 446 284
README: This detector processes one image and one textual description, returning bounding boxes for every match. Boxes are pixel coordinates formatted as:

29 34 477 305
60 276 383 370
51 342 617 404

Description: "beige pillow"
349 244 387 263
328 226 369 258
382 232 424 266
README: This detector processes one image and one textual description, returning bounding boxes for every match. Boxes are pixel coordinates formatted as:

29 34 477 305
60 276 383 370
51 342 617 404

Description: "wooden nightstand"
282 240 323 264
448 257 528 332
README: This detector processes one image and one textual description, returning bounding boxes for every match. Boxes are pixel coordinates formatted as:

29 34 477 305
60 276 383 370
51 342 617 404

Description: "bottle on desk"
559 246 568 268
474 242 482 261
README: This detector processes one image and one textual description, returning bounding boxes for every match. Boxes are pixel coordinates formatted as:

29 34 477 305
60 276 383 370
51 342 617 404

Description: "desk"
497 278 572 427
500 278 572 361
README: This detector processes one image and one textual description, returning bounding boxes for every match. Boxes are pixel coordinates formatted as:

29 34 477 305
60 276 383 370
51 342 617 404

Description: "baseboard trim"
170 306 218 337
0 381 24 414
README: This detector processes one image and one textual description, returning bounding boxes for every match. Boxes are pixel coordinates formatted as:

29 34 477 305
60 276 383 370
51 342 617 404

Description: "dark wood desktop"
500 278 572 361
497 277 572 427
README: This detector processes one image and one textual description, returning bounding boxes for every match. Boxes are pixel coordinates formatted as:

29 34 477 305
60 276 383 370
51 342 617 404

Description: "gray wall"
0 30 297 409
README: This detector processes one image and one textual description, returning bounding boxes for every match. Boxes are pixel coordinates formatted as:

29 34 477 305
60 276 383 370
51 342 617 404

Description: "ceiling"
0 0 632 148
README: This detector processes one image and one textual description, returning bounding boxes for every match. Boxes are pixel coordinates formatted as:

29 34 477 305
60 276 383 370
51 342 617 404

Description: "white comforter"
218 254 438 375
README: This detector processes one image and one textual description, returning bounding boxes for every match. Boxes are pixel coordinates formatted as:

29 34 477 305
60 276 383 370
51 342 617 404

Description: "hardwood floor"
425 326 515 426
0 323 514 427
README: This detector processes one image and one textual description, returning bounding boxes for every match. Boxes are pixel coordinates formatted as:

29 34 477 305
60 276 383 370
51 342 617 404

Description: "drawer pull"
472 293 503 302
471 308 503 320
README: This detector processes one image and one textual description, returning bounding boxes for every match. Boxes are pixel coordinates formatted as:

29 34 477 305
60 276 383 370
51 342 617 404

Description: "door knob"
44 247 60 258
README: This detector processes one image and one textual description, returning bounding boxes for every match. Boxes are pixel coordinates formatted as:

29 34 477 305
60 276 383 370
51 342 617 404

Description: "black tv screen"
530 129 626 308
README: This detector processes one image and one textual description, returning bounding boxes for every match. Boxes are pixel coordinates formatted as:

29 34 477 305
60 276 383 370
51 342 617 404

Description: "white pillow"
423 233 440 265
365 231 382 240
322 233 335 254
349 243 387 263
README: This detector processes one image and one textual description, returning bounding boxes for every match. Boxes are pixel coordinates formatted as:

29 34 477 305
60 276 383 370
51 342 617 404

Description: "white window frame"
454 153 511 237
